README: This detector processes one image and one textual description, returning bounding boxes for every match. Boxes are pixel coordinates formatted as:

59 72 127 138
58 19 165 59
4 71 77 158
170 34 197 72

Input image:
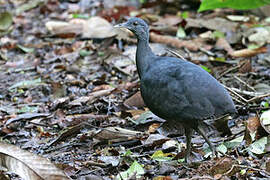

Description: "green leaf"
260 110 270 125
98 51 105 57
214 57 226 62
198 0 270 12
180 11 189 19
200 65 211 73
204 143 227 158
123 149 133 156
240 169 247 175
17 44 35 53
248 137 267 154
0 12 13 31
151 150 173 161
79 49 93 57
247 44 261 49
217 144 228 154
261 101 269 108
224 135 244 149
212 30 225 39
176 26 186 38
72 14 89 19
116 161 144 180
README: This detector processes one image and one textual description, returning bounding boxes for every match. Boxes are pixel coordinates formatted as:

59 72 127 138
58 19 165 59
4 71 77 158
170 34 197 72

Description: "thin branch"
233 75 256 92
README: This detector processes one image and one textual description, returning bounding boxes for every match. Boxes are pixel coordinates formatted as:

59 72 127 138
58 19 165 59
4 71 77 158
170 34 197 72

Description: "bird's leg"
184 126 193 163
197 125 217 157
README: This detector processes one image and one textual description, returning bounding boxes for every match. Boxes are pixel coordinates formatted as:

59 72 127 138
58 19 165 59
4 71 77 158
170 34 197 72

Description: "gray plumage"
115 17 236 162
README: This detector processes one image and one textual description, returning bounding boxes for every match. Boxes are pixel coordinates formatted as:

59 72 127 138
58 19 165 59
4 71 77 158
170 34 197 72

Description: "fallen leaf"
248 137 267 154
45 20 83 35
0 12 12 31
247 115 261 134
151 150 173 161
246 27 270 47
124 91 145 108
260 110 270 134
230 47 267 57
92 127 143 142
226 15 250 22
209 157 234 176
82 16 116 38
116 161 144 180
148 123 161 133
186 17 238 33
150 32 211 51
0 142 69 180
8 78 42 91
5 113 50 126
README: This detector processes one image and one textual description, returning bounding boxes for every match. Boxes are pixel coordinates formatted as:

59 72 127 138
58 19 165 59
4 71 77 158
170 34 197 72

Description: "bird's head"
115 17 149 41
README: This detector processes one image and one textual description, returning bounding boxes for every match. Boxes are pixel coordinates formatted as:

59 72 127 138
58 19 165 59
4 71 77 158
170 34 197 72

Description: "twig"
233 75 256 92
217 65 239 80
247 93 270 103
223 163 236 176
224 86 248 103
230 87 266 97
179 176 215 180
224 164 270 177
231 96 246 105
199 47 215 56
166 48 188 61
85 161 107 168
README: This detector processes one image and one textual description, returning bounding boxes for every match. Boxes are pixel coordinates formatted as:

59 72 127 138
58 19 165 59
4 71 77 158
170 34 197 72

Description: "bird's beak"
114 22 129 29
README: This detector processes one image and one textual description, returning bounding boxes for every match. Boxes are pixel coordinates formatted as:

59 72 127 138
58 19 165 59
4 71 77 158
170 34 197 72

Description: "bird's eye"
133 21 138 26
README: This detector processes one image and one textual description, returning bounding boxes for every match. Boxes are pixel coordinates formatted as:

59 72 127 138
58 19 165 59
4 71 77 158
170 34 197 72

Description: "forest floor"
0 0 270 179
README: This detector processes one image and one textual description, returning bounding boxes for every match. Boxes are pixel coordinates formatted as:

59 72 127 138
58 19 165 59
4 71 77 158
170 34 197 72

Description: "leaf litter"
0 0 269 179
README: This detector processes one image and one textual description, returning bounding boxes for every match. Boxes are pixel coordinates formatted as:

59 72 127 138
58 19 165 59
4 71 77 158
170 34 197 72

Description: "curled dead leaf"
230 47 267 57
0 142 69 180
124 91 145 108
247 115 261 134
92 127 144 143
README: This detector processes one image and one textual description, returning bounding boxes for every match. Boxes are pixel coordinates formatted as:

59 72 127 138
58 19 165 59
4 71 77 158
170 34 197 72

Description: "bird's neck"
136 38 154 78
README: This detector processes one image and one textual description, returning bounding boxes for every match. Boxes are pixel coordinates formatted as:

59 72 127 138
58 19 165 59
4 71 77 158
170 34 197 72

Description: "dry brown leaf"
0 142 69 180
186 17 238 33
209 157 235 176
91 127 143 142
124 91 145 108
238 59 252 73
69 88 115 106
153 15 182 26
143 134 169 146
266 157 270 173
215 37 234 55
45 20 83 35
150 32 206 51
215 37 267 58
93 84 114 91
5 113 50 126
230 47 267 57
247 115 261 134
148 123 161 133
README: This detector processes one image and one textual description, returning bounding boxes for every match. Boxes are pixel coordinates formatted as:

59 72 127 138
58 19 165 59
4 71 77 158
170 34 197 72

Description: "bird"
115 17 237 162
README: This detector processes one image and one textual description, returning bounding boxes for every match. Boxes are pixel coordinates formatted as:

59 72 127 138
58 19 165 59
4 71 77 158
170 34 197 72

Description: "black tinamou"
115 17 236 162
